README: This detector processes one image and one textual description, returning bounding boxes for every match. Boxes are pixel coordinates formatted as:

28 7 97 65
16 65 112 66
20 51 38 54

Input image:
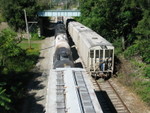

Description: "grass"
117 55 150 107
22 33 45 41
18 42 41 50
22 37 44 41
18 41 41 56
0 40 42 112
133 80 150 106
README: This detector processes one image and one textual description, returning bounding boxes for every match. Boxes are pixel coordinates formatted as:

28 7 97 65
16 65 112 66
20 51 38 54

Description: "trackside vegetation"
0 28 40 112
78 0 150 106
0 0 41 31
0 0 45 112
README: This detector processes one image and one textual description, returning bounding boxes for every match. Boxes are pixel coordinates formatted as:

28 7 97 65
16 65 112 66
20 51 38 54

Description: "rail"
92 78 131 113
108 81 131 113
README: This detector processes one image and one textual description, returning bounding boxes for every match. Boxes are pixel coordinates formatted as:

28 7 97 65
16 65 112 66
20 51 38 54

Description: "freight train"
64 17 114 77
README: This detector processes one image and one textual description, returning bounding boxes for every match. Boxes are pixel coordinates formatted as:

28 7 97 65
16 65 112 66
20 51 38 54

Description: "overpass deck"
38 10 81 17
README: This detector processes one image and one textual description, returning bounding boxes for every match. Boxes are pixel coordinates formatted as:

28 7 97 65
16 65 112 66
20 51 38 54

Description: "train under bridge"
37 10 81 36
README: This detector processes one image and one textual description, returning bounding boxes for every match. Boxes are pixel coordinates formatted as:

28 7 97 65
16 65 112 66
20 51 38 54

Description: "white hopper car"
46 68 103 113
64 17 114 77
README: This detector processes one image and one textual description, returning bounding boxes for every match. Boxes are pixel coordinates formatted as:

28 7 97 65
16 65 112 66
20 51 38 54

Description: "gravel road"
22 37 54 113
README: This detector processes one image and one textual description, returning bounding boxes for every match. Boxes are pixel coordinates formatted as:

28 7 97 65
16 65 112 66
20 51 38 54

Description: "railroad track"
91 78 131 113
74 46 130 112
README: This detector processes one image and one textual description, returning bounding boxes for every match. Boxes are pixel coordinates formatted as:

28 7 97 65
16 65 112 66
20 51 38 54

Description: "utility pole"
50 0 52 9
66 0 68 9
78 0 80 8
24 9 31 49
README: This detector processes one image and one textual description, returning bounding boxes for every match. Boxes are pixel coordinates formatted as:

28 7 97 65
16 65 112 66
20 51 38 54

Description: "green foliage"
0 84 11 111
0 12 5 23
138 39 150 63
18 42 40 49
124 42 139 58
124 39 150 63
144 66 150 78
0 28 26 73
79 0 149 63
0 28 40 112
0 0 42 31
18 42 40 58
79 0 141 45
133 80 150 106
79 0 150 106
134 10 150 39
31 33 45 40
113 38 122 55
118 57 150 106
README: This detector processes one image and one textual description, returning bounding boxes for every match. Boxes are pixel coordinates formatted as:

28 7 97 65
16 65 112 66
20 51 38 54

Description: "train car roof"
80 30 113 48
69 21 114 49
46 68 103 113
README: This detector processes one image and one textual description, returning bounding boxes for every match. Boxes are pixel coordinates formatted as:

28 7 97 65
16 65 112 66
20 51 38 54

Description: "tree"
0 86 11 112
0 0 41 31
78 0 144 48
0 28 27 74
0 28 39 112
78 0 124 42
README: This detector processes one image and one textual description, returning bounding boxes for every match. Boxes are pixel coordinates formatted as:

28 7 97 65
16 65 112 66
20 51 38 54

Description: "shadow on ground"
95 91 117 113
21 70 48 113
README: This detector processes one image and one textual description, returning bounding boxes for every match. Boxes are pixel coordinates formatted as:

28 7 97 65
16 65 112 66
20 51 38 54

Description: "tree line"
0 0 43 112
0 0 48 31
77 0 150 106
78 0 150 63
0 28 40 112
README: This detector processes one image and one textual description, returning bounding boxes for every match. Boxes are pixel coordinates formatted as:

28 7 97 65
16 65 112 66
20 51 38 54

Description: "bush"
30 32 45 40
139 40 150 63
113 38 122 55
0 13 5 23
124 44 139 58
0 87 11 111
133 81 150 106
0 28 40 112
144 66 150 78
124 39 150 63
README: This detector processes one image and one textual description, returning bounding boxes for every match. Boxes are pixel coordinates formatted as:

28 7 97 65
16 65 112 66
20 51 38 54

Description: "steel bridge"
38 10 81 17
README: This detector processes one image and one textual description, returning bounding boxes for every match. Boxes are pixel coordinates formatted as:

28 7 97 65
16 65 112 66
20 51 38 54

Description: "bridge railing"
38 10 81 17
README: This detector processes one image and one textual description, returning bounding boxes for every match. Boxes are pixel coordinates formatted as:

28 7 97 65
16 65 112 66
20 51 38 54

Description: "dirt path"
22 37 54 113
111 78 150 113
0 22 9 31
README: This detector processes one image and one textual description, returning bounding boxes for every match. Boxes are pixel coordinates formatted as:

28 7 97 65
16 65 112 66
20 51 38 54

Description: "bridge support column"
39 17 44 36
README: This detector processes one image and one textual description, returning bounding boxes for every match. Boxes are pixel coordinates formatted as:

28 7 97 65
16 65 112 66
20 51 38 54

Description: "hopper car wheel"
104 72 112 80
92 73 99 80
